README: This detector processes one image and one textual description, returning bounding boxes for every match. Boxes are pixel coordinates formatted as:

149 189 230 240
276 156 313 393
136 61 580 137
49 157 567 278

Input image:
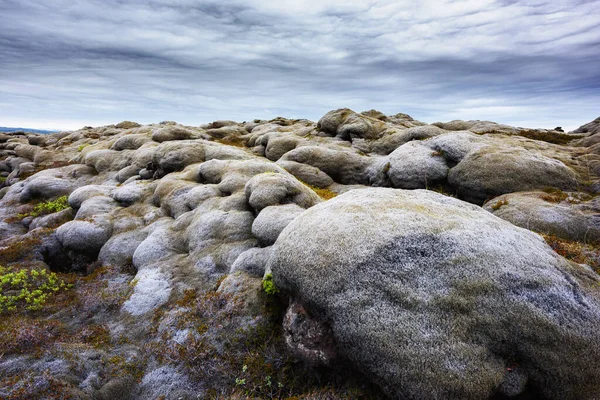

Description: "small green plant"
16 196 70 219
77 143 90 152
0 265 73 313
262 273 278 295
0 176 6 184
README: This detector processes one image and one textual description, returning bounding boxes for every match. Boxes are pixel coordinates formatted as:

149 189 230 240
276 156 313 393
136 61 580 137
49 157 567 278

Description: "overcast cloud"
1 0 599 130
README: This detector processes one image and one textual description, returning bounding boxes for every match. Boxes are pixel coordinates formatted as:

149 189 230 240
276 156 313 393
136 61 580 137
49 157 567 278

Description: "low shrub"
262 273 278 295
0 265 73 313
16 196 70 219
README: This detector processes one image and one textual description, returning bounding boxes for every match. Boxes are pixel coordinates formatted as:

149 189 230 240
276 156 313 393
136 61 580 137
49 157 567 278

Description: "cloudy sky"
1 0 599 131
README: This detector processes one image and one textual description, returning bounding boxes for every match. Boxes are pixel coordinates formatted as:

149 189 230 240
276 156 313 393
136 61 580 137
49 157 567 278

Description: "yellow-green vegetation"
299 180 338 200
77 143 90 152
490 199 509 210
17 196 70 219
0 176 6 184
0 265 73 313
262 273 278 295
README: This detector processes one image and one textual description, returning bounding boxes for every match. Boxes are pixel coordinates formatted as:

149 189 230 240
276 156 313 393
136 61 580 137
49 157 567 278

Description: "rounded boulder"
269 188 600 400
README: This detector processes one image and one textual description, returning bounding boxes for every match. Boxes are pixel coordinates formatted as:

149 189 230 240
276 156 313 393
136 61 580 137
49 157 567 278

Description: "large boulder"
387 141 449 189
270 188 600 400
317 108 387 141
251 204 305 246
448 147 579 204
483 191 600 242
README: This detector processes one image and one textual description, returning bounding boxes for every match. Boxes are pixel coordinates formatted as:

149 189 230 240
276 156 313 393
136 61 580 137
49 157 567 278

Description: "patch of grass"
475 129 584 145
517 129 583 145
0 176 6 184
77 143 90 152
541 187 569 203
16 196 70 219
490 199 509 210
145 286 381 399
215 136 248 148
429 184 457 198
19 161 73 180
0 265 73 313
0 235 43 265
542 234 600 273
0 316 67 355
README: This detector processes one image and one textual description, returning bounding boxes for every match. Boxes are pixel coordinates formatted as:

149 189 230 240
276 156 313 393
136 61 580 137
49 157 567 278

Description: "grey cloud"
0 0 599 130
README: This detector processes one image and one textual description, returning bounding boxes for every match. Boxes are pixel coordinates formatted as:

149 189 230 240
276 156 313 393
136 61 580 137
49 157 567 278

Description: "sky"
1 0 599 131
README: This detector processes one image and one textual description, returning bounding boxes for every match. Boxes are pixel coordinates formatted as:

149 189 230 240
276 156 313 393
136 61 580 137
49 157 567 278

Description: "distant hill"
0 126 58 134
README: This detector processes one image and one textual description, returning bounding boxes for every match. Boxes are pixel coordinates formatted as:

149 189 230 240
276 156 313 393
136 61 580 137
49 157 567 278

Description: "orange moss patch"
541 187 569 203
19 160 74 180
0 235 43 265
299 180 338 200
490 199 509 211
542 234 600 273
215 136 248 148
475 129 583 145
0 317 66 355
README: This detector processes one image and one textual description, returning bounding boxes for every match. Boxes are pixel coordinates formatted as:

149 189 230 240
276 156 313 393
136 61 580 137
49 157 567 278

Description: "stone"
230 247 272 277
483 191 600 242
387 141 449 189
283 300 338 366
270 188 600 400
252 204 305 246
449 147 579 203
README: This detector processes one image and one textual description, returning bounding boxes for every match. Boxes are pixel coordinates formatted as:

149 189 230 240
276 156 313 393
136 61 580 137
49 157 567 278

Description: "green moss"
77 143 90 152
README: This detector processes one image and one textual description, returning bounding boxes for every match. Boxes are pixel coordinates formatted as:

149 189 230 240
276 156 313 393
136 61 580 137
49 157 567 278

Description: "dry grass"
541 187 569 203
299 180 338 200
215 136 248 148
475 129 584 145
19 160 73 180
490 199 509 210
144 287 381 399
542 233 600 274
0 235 43 265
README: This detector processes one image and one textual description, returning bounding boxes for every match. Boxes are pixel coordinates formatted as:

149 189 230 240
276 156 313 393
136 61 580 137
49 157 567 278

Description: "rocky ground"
0 109 599 399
